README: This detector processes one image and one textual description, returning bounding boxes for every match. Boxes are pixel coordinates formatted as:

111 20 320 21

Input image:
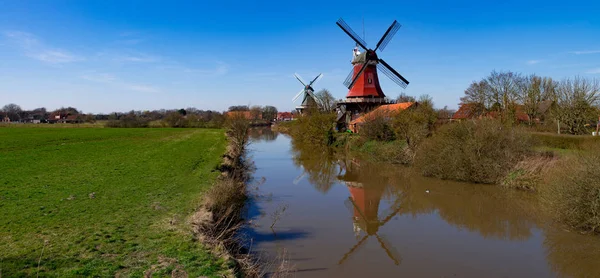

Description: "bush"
289 110 335 147
541 143 600 234
415 119 532 184
359 110 396 142
105 113 150 128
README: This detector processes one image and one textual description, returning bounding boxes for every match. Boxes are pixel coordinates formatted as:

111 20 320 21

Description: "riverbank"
0 128 231 276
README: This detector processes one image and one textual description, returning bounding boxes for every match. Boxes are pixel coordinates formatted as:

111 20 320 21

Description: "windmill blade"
375 20 402 52
347 196 368 220
338 234 369 265
344 198 354 214
379 203 403 226
294 73 307 86
336 18 368 50
375 234 402 265
308 73 323 86
343 68 355 88
293 171 307 185
292 88 305 102
306 89 319 103
377 59 409 89
347 62 369 90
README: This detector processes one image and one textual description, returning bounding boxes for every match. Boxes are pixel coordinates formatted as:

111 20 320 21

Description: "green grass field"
0 128 229 277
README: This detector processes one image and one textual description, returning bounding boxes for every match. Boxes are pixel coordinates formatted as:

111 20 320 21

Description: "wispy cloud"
126 84 159 93
586 68 600 74
116 53 160 63
2 30 83 64
526 60 542 65
81 73 159 93
570 50 600 55
158 61 229 76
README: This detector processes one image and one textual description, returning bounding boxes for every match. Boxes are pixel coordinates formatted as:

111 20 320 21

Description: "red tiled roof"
350 102 415 125
452 103 479 120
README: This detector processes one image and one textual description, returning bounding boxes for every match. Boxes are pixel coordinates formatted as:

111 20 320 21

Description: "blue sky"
1 0 599 113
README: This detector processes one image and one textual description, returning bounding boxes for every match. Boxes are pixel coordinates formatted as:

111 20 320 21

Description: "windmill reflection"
336 158 403 266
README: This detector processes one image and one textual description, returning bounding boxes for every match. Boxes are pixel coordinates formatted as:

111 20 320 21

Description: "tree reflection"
290 137 542 241
289 139 339 193
543 227 600 277
248 127 278 142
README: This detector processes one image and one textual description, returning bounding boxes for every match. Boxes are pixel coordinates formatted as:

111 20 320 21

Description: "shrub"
105 113 150 128
289 110 335 147
415 119 532 184
359 110 396 142
541 143 600 234
392 99 437 150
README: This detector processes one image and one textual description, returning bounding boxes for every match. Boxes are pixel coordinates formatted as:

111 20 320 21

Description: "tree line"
460 70 600 134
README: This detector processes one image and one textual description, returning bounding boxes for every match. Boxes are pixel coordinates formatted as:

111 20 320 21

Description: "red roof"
453 103 530 122
350 102 415 125
277 112 294 119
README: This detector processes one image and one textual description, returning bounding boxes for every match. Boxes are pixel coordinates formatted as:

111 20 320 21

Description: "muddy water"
246 128 600 277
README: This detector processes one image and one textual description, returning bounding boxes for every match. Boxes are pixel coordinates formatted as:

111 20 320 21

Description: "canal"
245 128 600 277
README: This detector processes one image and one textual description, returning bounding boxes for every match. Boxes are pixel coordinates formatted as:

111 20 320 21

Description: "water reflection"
249 128 600 277
248 127 278 142
337 158 402 265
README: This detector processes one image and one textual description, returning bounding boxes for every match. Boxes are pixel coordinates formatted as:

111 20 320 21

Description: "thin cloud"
117 54 160 63
29 50 81 63
526 60 542 65
571 50 600 55
81 73 159 93
126 84 159 93
586 68 600 74
2 30 83 64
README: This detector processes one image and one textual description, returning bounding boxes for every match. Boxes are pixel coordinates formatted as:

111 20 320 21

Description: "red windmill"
335 18 410 128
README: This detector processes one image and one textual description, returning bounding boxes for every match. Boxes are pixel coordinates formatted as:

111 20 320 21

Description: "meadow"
0 127 230 277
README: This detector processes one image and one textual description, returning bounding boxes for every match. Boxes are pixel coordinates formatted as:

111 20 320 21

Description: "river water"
245 128 600 278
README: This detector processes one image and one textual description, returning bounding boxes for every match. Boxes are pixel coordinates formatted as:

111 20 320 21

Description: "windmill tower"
335 18 410 128
292 73 323 114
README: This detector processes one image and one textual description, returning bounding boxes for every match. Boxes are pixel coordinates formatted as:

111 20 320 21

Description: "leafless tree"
314 89 336 112
554 76 600 134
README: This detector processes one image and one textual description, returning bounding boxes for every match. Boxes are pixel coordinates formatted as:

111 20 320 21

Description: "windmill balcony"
338 97 395 104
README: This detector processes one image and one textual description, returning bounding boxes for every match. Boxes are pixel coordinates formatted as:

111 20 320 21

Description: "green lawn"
0 128 229 277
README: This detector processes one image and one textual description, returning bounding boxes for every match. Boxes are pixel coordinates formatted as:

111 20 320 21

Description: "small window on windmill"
367 73 373 84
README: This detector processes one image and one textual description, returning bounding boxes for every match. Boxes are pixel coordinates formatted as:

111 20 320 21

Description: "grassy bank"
0 127 230 276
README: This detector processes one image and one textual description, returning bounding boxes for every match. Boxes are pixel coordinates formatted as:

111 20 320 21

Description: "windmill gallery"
291 18 411 133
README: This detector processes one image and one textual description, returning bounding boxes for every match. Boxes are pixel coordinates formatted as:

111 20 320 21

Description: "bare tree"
262 105 278 121
249 105 262 121
1 103 22 121
519 74 543 125
460 80 490 115
314 89 336 112
554 76 600 134
396 92 416 103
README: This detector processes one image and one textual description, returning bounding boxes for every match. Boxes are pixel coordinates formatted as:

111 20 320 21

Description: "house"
276 112 294 121
1 114 10 123
453 101 554 124
47 112 82 123
452 103 486 121
349 102 416 133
